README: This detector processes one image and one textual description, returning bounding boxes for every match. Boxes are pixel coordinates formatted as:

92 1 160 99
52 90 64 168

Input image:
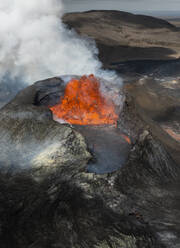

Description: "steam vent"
0 74 180 248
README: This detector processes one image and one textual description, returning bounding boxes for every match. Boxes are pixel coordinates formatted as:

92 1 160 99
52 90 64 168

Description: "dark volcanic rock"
0 77 91 173
0 170 162 248
76 125 131 174
110 58 180 78
115 94 180 247
123 77 180 165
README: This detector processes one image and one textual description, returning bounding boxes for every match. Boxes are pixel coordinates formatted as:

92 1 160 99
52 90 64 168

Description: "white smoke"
0 0 120 84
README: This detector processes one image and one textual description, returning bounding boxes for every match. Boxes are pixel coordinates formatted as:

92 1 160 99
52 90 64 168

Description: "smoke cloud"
0 0 119 85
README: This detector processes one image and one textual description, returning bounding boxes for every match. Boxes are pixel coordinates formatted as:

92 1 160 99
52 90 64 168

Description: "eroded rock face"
0 77 91 173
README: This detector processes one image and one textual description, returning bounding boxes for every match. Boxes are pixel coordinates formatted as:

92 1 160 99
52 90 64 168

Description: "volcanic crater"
0 74 179 247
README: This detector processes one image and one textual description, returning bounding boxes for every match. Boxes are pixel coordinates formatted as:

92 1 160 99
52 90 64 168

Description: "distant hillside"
168 19 180 29
63 10 180 64
65 10 176 30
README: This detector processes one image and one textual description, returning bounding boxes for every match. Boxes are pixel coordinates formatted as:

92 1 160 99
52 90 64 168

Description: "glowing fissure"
50 75 118 125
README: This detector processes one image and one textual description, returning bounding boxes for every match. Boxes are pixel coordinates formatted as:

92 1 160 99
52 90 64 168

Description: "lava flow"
50 75 118 125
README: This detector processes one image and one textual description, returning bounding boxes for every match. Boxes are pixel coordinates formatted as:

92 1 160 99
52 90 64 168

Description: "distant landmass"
63 10 180 65
63 1 180 18
134 10 180 18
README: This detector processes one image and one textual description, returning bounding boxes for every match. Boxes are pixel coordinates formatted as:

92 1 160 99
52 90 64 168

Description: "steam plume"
0 0 119 84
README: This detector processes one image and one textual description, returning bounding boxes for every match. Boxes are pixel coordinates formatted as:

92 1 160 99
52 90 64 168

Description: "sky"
63 0 180 16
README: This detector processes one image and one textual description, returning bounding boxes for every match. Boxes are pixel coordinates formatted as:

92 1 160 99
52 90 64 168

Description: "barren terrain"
63 11 180 65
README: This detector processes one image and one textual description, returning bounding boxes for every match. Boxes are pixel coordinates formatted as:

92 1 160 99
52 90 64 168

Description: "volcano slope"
0 76 179 248
0 10 180 248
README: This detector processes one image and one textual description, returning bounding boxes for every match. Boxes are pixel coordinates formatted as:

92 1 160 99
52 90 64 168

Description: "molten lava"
50 75 118 125
121 134 131 145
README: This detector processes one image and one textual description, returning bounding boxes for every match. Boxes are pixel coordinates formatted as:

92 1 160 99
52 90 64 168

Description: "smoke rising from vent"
0 0 120 85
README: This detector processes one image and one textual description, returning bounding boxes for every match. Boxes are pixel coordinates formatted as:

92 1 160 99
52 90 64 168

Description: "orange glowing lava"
121 134 131 145
50 74 118 125
163 128 180 142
